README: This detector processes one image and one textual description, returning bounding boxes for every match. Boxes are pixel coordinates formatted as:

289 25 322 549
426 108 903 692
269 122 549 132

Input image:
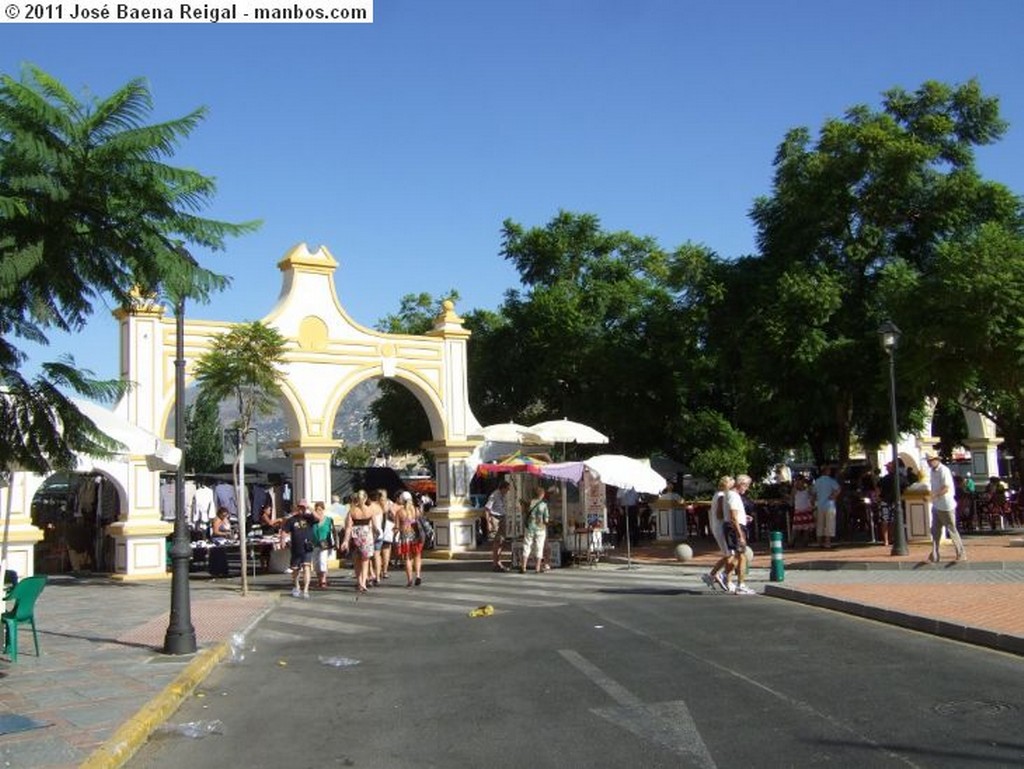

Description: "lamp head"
878 320 901 353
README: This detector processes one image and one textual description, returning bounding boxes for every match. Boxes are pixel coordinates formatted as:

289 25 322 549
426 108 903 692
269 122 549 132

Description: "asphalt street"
128 563 1024 769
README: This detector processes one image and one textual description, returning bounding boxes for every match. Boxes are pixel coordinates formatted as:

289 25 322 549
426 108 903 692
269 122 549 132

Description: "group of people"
483 481 551 574
701 474 756 595
792 455 969 562
264 489 432 599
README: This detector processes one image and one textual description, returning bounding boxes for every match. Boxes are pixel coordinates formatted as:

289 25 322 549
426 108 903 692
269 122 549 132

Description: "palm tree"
0 63 258 475
192 322 288 595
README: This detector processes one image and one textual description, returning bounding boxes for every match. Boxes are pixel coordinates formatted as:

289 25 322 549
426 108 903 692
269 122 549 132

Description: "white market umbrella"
477 422 545 445
584 454 665 570
528 418 609 446
584 454 666 496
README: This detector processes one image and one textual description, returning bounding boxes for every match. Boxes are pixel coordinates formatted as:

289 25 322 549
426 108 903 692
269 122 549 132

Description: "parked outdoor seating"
2 575 47 662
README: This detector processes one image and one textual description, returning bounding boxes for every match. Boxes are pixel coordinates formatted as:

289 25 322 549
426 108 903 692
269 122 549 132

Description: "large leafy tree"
192 321 287 594
0 64 257 475
735 79 1018 468
498 211 724 461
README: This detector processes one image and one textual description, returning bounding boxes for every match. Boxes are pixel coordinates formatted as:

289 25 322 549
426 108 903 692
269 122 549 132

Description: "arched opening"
30 470 123 574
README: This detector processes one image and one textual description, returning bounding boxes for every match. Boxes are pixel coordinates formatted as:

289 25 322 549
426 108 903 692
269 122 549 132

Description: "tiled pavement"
0 576 277 769
1 532 1023 769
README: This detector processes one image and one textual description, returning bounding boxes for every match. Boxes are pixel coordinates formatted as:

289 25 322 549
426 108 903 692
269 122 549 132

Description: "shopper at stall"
340 490 377 594
394 490 424 587
521 486 549 574
280 500 317 599
485 479 512 572
211 507 233 539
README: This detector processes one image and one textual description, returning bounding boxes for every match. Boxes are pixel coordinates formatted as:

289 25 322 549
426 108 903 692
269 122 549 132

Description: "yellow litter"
468 604 494 618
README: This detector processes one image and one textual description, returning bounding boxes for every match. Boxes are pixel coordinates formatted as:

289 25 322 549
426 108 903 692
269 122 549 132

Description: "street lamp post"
164 256 197 655
879 321 908 557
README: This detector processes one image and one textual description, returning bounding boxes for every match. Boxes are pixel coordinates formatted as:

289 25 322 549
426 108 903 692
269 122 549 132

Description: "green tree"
370 291 457 455
737 79 1017 468
0 64 256 474
333 442 374 468
184 390 224 474
915 222 1024 486
498 211 721 460
192 321 287 594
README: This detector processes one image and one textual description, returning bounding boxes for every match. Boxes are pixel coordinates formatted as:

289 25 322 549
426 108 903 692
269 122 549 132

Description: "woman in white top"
701 476 734 592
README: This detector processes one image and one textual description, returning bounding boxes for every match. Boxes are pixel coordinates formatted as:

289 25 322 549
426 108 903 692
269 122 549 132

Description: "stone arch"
91 243 485 576
882 398 1003 480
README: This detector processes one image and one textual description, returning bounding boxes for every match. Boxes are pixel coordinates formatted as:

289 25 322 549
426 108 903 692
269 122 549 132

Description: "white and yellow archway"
102 243 485 576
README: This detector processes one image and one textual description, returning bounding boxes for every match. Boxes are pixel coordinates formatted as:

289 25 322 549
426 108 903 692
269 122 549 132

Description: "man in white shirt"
485 480 512 572
926 452 966 562
723 474 755 595
812 465 841 549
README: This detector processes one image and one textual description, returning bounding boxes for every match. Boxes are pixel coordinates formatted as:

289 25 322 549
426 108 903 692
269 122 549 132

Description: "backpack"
416 516 436 549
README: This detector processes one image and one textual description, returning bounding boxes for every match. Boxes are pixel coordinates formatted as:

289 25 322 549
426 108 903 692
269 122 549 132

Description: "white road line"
558 649 717 768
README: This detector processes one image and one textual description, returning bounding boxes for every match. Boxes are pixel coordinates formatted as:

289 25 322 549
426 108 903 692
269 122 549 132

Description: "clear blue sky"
5 0 1023 383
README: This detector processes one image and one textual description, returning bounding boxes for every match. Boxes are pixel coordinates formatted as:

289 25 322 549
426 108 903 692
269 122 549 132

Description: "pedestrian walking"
310 500 337 588
723 475 755 594
395 490 424 586
280 500 317 598
340 490 378 593
926 452 967 562
701 476 734 591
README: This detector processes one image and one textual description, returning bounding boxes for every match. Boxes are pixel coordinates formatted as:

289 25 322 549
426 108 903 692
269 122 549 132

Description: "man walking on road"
926 451 966 563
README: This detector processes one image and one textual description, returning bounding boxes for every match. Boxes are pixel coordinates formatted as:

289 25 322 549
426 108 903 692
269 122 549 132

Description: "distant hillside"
212 379 381 457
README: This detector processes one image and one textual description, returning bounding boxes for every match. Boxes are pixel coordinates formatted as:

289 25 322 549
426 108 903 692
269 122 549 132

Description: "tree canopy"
0 64 257 475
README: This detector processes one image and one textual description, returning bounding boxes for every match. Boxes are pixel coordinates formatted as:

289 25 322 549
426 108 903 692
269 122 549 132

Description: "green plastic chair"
3 575 47 662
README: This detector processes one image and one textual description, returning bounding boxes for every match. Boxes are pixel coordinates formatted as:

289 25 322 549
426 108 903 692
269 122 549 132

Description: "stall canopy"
476 451 550 477
538 455 667 495
72 398 181 472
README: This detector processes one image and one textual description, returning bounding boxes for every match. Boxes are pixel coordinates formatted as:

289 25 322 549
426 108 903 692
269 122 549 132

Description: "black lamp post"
164 252 197 655
879 320 908 556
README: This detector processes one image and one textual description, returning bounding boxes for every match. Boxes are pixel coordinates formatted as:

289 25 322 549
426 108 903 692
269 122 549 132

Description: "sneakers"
291 587 301 598
700 573 716 591
301 591 310 600
734 584 756 595
714 572 729 592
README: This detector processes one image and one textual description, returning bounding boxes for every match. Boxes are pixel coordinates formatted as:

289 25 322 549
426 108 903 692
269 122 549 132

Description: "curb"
764 584 1024 657
79 642 229 769
80 595 279 769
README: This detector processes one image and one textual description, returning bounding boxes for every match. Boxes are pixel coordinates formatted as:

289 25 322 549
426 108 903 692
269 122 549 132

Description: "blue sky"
5 0 1023 383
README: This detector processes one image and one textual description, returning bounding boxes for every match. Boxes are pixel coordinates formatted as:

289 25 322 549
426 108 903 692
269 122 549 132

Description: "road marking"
558 649 717 768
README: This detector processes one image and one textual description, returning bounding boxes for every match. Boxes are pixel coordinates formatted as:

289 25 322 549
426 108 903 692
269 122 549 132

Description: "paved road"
129 564 1024 769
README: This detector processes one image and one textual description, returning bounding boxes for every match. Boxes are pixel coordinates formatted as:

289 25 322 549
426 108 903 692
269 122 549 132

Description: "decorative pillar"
107 294 172 580
0 471 46 578
422 440 479 554
963 438 1000 479
281 442 339 507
